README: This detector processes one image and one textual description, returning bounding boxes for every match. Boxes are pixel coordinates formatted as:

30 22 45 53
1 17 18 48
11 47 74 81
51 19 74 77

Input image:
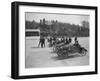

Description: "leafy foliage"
25 20 89 37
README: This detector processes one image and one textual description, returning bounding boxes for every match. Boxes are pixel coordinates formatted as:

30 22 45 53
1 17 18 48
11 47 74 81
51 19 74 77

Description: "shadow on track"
51 54 81 60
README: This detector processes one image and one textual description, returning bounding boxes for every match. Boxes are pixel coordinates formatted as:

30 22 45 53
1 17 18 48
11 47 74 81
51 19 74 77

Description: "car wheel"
81 49 86 56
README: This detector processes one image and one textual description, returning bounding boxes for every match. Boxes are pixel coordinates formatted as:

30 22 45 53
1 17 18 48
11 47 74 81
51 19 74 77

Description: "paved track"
25 37 89 68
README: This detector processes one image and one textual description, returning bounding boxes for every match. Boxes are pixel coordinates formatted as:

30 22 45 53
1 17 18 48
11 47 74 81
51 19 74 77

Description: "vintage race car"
55 43 87 57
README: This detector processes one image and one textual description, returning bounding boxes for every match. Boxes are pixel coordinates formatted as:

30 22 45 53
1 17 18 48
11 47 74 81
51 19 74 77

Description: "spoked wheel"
61 52 68 58
65 53 68 57
53 47 56 52
81 49 87 56
63 51 68 57
57 51 61 57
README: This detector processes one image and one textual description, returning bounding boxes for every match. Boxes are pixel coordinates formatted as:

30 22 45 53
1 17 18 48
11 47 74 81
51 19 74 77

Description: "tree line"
25 19 89 37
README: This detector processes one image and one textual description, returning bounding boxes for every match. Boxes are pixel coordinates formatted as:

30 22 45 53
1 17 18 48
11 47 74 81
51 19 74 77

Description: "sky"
25 12 89 26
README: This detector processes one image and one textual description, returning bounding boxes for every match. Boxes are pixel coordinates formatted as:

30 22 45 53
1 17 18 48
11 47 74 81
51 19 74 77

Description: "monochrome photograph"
25 12 90 68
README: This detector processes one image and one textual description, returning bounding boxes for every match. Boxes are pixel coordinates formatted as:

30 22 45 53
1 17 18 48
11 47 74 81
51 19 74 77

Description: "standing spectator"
65 37 69 44
68 37 72 44
75 36 78 42
38 35 42 48
38 35 45 48
42 36 45 47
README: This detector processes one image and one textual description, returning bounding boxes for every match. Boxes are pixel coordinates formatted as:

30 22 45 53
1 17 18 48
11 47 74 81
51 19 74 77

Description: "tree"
81 21 89 28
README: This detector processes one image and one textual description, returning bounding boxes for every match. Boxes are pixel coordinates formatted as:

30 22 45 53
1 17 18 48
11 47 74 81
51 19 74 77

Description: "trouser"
43 42 45 47
41 43 43 48
38 41 41 47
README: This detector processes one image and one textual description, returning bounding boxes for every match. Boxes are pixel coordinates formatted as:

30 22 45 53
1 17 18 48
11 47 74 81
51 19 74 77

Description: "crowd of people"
38 35 79 48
